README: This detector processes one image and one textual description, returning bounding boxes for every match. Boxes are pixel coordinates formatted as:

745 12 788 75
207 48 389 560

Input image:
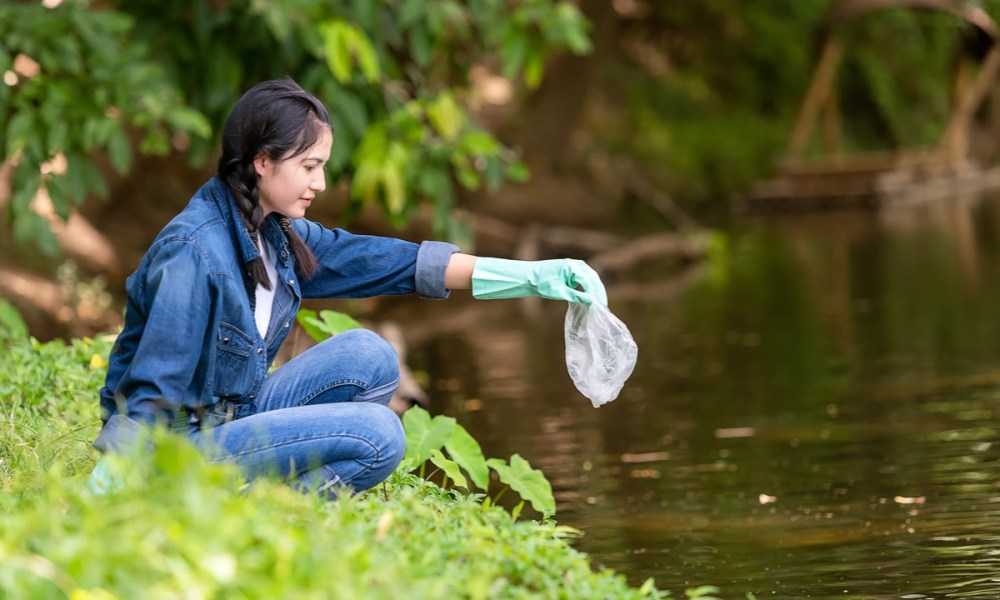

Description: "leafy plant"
0 310 670 599
401 405 556 517
296 307 364 340
2 0 592 255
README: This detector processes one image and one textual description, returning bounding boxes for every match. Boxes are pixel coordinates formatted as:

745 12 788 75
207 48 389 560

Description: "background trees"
7 0 1000 337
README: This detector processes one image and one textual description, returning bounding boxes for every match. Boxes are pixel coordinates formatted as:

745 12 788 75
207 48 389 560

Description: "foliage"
0 313 671 599
296 307 363 340
297 310 556 516
598 0 1000 213
1 0 591 256
401 406 555 516
0 1 210 256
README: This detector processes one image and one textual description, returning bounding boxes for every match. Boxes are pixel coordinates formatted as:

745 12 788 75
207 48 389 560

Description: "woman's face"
254 126 333 219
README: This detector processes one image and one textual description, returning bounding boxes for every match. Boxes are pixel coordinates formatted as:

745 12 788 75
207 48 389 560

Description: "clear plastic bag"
564 302 638 407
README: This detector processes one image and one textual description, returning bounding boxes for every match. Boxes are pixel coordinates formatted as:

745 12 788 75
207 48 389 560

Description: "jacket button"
222 337 230 344
287 278 295 285
283 322 289 328
257 348 264 355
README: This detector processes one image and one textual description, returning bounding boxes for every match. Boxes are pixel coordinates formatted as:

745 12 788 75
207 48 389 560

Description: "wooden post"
938 44 1000 170
787 38 845 162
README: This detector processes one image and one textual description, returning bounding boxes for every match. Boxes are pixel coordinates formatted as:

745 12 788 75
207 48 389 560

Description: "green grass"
0 304 677 599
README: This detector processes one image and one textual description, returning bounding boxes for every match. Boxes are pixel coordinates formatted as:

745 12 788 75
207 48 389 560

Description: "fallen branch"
589 232 712 274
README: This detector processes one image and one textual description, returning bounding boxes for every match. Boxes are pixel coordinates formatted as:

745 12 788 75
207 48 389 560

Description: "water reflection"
404 191 1000 598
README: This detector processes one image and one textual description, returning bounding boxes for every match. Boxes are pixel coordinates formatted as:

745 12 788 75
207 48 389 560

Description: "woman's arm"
444 252 477 290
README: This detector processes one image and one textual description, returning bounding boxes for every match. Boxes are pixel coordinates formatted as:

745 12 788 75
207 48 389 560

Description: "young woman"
90 78 607 498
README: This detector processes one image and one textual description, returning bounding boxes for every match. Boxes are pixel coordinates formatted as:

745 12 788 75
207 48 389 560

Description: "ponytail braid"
221 158 273 290
278 216 318 280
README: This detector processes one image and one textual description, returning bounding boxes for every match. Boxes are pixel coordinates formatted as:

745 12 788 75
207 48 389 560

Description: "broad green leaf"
320 22 352 82
349 29 380 82
487 455 555 515
444 424 489 490
403 406 457 467
429 449 467 488
351 163 380 204
296 309 363 342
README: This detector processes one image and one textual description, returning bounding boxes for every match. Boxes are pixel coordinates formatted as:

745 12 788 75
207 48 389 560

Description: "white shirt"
254 235 278 338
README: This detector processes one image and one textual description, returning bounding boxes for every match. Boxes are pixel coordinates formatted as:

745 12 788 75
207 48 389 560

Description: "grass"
0 303 681 599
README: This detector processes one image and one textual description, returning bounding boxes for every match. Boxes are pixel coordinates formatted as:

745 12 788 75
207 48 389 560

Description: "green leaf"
402 406 457 468
500 31 528 80
524 53 545 89
429 449 467 488
426 93 464 141
320 22 352 82
0 299 28 341
44 173 71 221
380 161 406 215
13 211 60 257
685 585 721 599
10 158 40 213
166 106 211 138
5 111 34 157
486 454 555 515
444 424 489 490
504 161 531 183
106 124 131 173
296 309 363 342
460 130 500 156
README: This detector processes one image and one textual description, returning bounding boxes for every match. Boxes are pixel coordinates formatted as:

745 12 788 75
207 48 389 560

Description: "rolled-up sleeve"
415 241 461 299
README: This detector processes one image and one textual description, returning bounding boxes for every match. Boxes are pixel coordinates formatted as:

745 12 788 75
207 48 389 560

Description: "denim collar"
204 175 291 268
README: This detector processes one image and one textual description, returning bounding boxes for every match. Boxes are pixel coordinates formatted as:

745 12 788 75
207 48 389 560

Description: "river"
400 191 1000 598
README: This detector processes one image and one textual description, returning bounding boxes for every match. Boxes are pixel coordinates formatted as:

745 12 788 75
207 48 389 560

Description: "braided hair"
217 78 328 289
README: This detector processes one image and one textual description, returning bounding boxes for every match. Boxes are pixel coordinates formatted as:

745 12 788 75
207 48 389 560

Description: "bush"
0 303 667 599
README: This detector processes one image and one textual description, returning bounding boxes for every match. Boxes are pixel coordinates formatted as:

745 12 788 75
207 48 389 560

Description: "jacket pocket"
213 322 256 397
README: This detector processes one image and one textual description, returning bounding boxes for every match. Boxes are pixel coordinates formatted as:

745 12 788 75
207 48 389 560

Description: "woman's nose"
311 173 326 192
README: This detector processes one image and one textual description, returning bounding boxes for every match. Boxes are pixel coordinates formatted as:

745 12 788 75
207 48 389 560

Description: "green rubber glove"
471 258 608 306
85 456 124 496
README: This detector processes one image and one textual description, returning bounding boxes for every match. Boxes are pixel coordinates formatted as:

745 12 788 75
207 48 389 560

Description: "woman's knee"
329 329 400 385
375 405 406 469
356 405 406 487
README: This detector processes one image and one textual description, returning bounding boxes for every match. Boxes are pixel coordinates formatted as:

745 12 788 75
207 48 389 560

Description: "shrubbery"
0 302 669 599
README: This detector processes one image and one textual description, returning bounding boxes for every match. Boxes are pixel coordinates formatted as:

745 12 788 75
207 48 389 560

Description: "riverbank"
0 308 672 599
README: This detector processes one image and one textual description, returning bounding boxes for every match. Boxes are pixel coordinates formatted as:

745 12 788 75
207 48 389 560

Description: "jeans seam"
297 376 400 406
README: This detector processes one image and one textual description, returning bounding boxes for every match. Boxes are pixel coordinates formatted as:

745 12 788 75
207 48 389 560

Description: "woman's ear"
253 152 269 177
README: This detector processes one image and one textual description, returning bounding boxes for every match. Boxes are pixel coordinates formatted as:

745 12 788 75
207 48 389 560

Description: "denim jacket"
96 176 458 448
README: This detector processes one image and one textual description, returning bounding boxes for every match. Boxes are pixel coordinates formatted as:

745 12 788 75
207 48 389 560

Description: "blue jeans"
189 329 406 498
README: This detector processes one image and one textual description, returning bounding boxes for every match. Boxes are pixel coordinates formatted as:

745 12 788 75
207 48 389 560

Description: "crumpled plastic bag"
564 302 638 407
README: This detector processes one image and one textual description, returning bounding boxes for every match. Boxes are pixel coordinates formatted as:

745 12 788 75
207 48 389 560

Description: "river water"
402 191 1000 599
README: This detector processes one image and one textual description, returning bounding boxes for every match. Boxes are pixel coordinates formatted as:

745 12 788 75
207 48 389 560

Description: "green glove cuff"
471 258 539 300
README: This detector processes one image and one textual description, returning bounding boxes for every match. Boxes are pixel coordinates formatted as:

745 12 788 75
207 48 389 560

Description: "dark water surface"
404 192 1000 599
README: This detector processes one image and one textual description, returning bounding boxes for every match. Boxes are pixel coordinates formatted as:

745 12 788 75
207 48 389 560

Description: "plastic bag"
564 302 638 407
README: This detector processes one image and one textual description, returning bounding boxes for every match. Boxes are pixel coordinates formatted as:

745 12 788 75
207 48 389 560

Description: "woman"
90 78 607 498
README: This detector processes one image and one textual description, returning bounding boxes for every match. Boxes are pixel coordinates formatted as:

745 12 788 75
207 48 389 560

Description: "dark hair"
217 78 331 289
